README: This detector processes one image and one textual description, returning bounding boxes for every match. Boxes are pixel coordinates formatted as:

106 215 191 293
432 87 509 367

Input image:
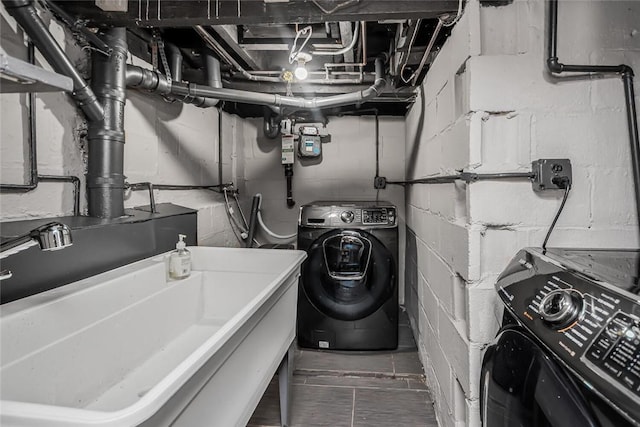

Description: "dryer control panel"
496 248 640 424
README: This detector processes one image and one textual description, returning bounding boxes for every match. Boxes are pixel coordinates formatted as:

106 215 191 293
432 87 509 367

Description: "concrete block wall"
404 1 640 426
239 116 407 298
0 6 242 247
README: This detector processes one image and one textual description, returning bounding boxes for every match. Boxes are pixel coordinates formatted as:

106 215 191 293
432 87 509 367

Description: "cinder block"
425 247 455 314
532 111 629 169
479 112 532 169
591 166 638 226
479 0 539 56
468 180 590 228
419 275 440 333
468 55 591 114
435 81 456 135
441 116 471 170
439 220 470 279
467 285 501 343
124 132 159 179
438 307 470 395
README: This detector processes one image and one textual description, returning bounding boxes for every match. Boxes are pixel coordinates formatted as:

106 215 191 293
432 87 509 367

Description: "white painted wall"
404 1 640 426
239 116 406 297
0 6 242 247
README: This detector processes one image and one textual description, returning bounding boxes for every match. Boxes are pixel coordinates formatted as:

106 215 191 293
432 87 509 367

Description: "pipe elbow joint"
547 57 563 74
621 64 635 78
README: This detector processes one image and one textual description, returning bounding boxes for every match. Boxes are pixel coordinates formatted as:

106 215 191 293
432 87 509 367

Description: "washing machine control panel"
299 203 397 228
496 248 640 422
362 208 395 225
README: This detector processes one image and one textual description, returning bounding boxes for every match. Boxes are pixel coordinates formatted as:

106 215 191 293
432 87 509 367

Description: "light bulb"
294 62 308 80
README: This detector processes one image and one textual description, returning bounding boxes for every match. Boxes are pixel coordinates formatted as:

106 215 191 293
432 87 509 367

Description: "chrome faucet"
0 222 73 280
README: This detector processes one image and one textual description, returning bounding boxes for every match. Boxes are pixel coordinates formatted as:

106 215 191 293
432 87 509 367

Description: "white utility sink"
0 247 306 427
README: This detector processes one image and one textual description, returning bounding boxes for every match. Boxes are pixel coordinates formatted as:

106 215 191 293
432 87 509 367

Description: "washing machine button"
341 211 355 223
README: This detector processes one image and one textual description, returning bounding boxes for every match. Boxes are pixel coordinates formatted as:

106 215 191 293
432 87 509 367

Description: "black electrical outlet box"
531 159 572 191
374 176 387 189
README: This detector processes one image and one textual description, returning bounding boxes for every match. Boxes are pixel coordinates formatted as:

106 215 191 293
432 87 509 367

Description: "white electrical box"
281 134 295 164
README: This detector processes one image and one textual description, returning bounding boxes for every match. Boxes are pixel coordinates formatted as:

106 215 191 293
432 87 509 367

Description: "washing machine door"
301 229 394 321
481 327 599 427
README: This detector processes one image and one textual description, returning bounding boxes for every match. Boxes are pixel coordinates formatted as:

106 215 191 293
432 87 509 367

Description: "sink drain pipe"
547 0 640 240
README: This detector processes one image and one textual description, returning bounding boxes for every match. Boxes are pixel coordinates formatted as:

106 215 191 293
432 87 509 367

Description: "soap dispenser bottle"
169 234 191 280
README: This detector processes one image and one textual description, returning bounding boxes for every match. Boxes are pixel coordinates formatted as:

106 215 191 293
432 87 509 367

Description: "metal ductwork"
1 0 104 122
87 28 127 218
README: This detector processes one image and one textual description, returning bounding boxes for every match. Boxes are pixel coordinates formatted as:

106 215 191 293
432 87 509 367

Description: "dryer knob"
539 290 584 329
341 211 355 223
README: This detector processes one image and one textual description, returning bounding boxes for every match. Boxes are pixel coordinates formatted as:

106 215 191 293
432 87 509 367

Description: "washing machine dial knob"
539 290 584 329
341 211 355 223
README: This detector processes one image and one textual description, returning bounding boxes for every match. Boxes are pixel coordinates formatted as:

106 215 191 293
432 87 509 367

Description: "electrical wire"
441 0 464 27
289 26 313 64
233 192 250 230
386 171 535 186
311 0 359 15
542 183 572 251
255 193 297 241
224 188 248 234
399 19 422 84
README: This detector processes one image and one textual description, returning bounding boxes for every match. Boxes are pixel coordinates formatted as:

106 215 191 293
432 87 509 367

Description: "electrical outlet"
374 176 387 189
531 159 572 191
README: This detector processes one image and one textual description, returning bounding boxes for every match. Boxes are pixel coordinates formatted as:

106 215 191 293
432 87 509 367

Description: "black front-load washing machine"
297 201 398 350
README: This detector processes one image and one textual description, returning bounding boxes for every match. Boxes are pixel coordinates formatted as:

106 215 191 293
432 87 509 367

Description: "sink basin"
0 247 306 426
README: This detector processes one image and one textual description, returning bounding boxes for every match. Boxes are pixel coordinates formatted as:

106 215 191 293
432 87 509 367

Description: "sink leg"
278 344 293 427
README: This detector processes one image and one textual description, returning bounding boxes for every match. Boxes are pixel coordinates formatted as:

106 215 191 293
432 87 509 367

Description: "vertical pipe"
218 110 224 188
87 28 128 218
167 44 183 82
246 195 261 248
623 72 640 231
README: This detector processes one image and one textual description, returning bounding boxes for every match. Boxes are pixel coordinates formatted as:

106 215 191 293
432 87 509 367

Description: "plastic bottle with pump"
169 234 191 280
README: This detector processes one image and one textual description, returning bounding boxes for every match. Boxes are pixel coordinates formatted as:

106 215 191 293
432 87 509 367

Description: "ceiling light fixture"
293 54 312 81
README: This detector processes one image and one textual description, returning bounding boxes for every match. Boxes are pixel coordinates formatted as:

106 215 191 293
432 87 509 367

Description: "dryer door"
301 229 395 321
481 327 600 427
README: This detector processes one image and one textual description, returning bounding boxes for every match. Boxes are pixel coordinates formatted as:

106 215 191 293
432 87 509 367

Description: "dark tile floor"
248 311 438 427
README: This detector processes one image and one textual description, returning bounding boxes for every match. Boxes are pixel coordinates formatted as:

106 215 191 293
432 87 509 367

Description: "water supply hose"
255 194 297 241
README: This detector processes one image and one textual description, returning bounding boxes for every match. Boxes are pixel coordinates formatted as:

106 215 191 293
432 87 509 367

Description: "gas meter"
298 126 322 158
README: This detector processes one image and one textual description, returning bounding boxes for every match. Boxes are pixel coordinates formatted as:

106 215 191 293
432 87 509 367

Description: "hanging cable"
224 188 248 234
441 0 464 27
311 0 359 15
255 193 297 241
542 182 572 251
289 26 313 64
399 19 422 84
233 191 250 230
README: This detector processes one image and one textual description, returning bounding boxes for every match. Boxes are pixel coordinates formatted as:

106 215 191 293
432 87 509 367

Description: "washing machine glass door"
302 229 394 321
481 327 599 427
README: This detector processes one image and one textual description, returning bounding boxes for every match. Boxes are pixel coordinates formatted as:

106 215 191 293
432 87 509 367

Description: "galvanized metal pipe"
170 56 387 111
2 0 104 122
87 28 128 218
